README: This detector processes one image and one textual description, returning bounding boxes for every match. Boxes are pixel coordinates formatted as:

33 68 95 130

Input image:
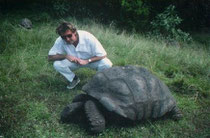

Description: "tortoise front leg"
85 100 105 134
170 106 183 120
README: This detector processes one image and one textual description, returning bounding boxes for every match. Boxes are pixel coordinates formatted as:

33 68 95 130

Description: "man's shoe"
67 76 80 89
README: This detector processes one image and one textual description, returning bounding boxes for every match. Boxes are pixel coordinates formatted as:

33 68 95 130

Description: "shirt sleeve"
48 37 65 55
89 34 107 57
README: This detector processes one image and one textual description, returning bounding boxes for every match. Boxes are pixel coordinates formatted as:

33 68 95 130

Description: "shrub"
51 0 70 17
120 0 150 30
150 5 192 43
121 0 149 16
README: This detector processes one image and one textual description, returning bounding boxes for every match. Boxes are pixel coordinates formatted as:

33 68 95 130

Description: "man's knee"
97 58 112 71
103 62 112 69
53 60 78 71
53 61 63 71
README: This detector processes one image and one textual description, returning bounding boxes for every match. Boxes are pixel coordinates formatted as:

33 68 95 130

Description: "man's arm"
48 54 80 63
48 54 66 61
89 55 106 62
77 55 107 65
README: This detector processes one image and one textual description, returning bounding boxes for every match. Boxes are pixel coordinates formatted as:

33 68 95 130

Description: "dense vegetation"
1 0 210 32
0 1 210 137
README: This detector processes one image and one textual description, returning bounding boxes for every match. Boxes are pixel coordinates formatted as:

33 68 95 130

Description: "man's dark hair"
56 22 77 36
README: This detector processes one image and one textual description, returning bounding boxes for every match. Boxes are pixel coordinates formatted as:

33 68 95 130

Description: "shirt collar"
77 30 85 45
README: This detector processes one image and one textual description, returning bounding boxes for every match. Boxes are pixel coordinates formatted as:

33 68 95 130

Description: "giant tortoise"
20 18 32 29
60 65 182 133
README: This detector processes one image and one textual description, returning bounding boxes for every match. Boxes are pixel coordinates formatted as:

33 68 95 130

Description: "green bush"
150 5 192 42
120 0 150 30
121 0 149 16
51 0 70 17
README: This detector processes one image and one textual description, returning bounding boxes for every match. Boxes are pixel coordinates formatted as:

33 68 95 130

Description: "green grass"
0 11 210 138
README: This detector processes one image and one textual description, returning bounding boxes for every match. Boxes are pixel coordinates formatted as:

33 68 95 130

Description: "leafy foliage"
121 0 149 16
120 0 150 30
150 5 192 42
52 0 70 17
0 0 210 31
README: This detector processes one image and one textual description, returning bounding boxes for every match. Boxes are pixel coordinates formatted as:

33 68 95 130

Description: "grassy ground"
0 11 210 138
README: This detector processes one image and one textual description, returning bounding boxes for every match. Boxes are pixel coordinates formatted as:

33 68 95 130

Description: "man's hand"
66 55 79 63
77 56 107 65
77 59 89 65
66 55 88 65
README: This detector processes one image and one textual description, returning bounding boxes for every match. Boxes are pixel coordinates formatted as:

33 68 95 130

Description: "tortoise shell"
82 65 176 120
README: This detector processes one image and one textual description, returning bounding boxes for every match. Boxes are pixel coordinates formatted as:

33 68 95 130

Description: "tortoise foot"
85 100 105 133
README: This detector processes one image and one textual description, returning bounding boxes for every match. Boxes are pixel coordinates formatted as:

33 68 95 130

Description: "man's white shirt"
48 30 107 60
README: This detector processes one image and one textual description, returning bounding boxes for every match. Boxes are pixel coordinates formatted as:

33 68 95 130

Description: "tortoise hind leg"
60 102 83 123
85 100 105 134
170 106 183 120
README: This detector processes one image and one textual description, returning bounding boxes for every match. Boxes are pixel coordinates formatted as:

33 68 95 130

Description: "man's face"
61 29 77 44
